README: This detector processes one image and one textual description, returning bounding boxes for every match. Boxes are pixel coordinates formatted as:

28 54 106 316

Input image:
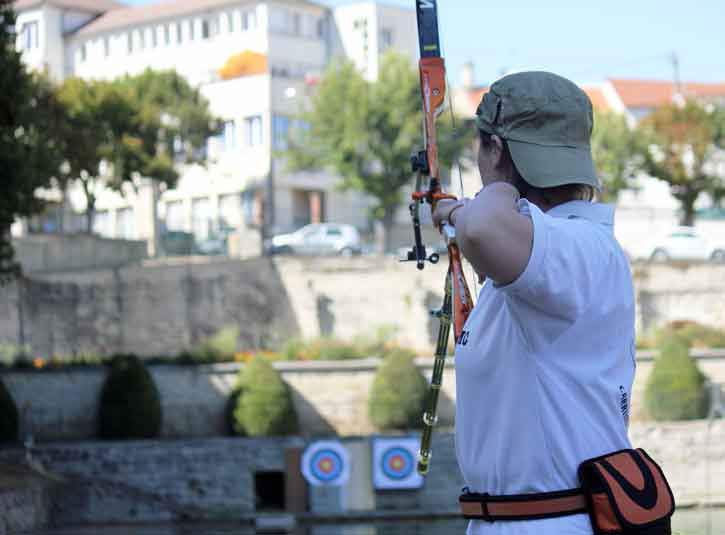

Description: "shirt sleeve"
496 199 609 326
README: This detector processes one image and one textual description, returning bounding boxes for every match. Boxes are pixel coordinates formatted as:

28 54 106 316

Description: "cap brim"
508 140 601 190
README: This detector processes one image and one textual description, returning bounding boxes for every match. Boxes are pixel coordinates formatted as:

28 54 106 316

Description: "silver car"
267 223 362 257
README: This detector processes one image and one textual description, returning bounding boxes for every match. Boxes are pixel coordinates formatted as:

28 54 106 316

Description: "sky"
121 0 725 88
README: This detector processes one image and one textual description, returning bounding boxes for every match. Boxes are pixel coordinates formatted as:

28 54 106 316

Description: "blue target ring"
309 449 344 482
381 447 414 480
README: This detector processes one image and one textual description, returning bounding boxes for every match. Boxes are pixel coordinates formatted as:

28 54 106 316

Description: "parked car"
646 227 725 263
266 223 362 257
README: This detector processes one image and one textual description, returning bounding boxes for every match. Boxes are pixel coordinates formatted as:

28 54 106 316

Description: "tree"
0 3 64 278
591 110 642 201
637 100 721 226
56 70 218 233
56 78 138 233
285 52 470 252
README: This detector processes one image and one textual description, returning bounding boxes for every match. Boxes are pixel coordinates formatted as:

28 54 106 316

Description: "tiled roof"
13 0 122 13
582 86 609 111
609 79 725 109
75 0 325 37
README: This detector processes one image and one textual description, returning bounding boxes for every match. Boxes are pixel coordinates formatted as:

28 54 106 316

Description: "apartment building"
13 0 418 256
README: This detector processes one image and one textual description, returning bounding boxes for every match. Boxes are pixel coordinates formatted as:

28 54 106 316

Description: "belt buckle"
460 488 493 522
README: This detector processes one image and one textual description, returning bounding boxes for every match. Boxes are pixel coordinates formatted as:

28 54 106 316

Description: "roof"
582 86 609 111
456 84 611 116
609 79 725 109
13 0 122 13
75 0 325 37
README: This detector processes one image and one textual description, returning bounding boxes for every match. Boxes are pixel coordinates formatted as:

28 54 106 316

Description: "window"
292 12 301 35
188 20 195 41
176 22 183 44
127 32 133 53
272 115 290 150
191 197 212 240
150 27 157 48
138 29 145 50
243 9 257 31
117 208 134 239
79 43 87 62
165 201 185 231
225 12 234 32
381 28 393 50
103 37 110 57
20 21 39 50
164 24 170 45
316 18 326 39
202 19 210 39
222 120 237 151
219 194 242 229
244 116 263 146
93 210 111 237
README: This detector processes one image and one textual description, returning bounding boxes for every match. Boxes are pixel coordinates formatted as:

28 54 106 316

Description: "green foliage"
639 321 725 350
192 325 240 363
98 354 162 439
233 357 297 437
591 110 643 201
56 69 218 233
0 378 18 443
637 100 721 226
368 351 427 430
285 53 471 251
225 386 245 436
0 5 65 278
644 335 709 421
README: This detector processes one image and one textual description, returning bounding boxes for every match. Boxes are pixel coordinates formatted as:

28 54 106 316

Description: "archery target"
373 437 424 490
301 440 350 487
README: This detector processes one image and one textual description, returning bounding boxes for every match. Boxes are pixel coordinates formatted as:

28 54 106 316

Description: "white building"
13 0 418 256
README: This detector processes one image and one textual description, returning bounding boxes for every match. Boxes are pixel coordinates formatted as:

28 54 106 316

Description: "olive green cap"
475 71 600 190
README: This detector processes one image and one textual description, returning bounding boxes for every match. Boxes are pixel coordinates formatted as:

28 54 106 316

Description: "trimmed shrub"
233 357 298 436
193 325 240 363
644 335 709 421
98 354 162 439
225 386 246 436
0 378 18 443
369 351 428 430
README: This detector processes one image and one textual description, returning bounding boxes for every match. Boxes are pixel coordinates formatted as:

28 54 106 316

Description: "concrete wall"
1 257 724 360
3 355 724 443
13 234 147 274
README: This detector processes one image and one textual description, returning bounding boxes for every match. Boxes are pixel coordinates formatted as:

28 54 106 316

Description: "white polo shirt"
455 199 636 535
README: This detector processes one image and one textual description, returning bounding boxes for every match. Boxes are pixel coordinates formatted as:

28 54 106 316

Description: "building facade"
13 0 418 256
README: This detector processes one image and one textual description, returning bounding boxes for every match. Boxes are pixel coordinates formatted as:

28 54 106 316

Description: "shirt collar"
546 200 614 227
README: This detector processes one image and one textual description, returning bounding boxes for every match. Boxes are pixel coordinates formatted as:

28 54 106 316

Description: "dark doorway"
255 471 286 511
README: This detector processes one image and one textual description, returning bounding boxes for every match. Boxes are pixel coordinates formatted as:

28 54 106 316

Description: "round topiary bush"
233 357 298 436
369 351 428 430
98 354 162 439
0 378 18 443
644 334 709 421
225 386 246 436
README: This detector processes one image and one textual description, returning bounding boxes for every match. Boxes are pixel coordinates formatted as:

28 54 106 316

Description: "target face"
381 447 414 480
310 449 343 482
373 437 424 490
301 440 350 487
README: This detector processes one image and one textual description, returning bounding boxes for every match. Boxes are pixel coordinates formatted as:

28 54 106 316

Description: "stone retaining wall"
0 422 723 527
1 258 724 359
3 355 725 442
